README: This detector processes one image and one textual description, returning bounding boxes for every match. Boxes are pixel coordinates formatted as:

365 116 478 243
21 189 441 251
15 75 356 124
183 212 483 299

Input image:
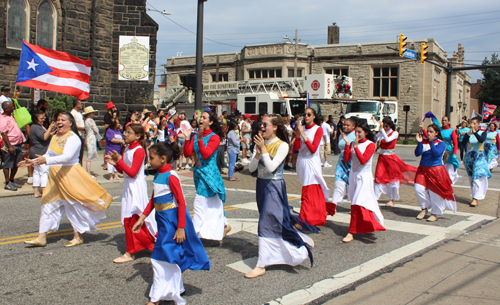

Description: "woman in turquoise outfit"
421 114 460 184
331 117 358 205
462 117 491 207
457 120 470 162
183 111 231 240
485 123 500 170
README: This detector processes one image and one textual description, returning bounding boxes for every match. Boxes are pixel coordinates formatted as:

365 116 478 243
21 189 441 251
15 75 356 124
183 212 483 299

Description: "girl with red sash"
342 121 385 243
294 108 336 232
414 124 456 221
374 117 417 206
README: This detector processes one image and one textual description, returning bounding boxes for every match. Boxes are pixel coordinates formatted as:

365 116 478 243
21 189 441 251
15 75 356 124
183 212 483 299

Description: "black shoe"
4 182 18 191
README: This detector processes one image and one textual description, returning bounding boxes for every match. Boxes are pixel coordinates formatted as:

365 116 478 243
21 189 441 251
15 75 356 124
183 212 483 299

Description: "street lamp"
283 31 298 77
146 8 171 16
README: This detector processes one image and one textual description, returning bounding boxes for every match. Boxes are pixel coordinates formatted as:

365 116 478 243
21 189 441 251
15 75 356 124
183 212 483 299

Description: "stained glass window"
36 0 56 49
6 0 29 49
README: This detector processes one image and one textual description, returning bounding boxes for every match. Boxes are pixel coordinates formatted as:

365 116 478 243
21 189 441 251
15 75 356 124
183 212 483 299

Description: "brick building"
162 26 474 133
0 0 158 124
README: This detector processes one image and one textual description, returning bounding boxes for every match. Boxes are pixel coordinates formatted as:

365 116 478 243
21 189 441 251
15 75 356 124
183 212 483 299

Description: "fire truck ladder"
160 77 306 107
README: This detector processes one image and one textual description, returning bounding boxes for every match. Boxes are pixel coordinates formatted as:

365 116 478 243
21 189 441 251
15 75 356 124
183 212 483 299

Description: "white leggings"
39 200 106 234
414 183 457 215
374 181 400 201
332 180 348 204
469 176 488 200
33 164 49 188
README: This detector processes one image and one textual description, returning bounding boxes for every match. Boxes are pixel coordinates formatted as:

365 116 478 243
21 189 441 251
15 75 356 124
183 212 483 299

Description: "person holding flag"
420 112 460 184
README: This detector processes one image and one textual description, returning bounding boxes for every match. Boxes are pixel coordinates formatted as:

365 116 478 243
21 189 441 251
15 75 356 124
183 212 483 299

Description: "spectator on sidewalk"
105 118 124 181
226 120 241 181
0 86 12 114
71 100 86 138
32 99 50 128
328 115 339 155
176 110 190 170
241 114 252 163
321 116 333 167
29 110 56 197
0 101 26 191
153 109 164 126
104 102 117 129
83 106 100 179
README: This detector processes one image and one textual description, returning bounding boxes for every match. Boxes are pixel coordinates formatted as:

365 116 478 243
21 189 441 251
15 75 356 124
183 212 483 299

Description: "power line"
146 3 242 49
440 31 500 44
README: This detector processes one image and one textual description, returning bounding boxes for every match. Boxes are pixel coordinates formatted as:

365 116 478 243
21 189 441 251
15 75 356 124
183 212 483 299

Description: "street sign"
402 49 417 60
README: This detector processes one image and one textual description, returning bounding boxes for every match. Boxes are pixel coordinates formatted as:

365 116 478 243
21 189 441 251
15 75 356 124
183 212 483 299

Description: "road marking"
227 257 258 274
453 184 500 192
1 206 241 246
265 209 494 305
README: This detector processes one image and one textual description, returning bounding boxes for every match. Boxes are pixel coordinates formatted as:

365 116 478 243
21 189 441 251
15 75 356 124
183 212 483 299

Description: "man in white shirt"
70 100 85 137
321 116 333 167
0 86 12 114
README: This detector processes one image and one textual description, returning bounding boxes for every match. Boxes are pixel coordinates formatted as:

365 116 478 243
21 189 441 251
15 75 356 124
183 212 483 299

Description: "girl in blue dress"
183 111 231 240
133 141 210 305
485 123 500 170
332 117 357 205
462 117 492 207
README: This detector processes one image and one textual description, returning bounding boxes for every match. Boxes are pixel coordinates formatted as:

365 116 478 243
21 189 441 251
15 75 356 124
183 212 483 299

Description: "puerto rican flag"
482 103 497 119
16 41 91 100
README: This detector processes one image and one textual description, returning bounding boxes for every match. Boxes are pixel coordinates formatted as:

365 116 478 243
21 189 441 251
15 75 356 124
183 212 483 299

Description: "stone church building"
0 0 158 122
162 25 473 133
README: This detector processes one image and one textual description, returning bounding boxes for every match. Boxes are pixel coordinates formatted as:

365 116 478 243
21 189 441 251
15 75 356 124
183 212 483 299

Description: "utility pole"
195 0 206 120
294 29 298 77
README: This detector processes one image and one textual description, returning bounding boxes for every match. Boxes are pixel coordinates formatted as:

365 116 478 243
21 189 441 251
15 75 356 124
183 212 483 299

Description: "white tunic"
348 140 384 226
296 124 330 200
121 145 157 236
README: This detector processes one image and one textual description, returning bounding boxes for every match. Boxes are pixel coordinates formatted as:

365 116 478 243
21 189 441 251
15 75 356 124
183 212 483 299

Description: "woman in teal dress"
484 123 500 170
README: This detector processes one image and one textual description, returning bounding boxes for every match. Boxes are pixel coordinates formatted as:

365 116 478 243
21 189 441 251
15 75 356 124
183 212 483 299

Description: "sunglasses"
305 112 314 117
261 122 271 128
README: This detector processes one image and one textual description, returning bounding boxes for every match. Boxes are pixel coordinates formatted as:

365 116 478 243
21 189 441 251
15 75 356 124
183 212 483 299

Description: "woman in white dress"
342 121 385 243
22 111 113 247
246 115 312 278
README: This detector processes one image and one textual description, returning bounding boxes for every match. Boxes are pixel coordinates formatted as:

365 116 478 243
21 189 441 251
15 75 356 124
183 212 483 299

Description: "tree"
47 94 74 112
478 53 500 106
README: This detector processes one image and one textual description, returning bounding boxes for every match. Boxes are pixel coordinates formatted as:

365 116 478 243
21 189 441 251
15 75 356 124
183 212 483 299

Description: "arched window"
6 0 30 49
36 0 57 49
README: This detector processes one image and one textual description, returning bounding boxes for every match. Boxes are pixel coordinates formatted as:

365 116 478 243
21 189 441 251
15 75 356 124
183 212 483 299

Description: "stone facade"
0 0 158 125
163 36 472 134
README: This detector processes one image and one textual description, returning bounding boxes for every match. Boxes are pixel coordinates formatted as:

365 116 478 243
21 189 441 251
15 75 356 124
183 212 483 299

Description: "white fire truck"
160 74 398 130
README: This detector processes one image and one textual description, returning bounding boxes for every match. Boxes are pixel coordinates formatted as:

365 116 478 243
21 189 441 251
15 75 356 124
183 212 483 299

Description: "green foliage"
47 94 74 112
478 53 500 107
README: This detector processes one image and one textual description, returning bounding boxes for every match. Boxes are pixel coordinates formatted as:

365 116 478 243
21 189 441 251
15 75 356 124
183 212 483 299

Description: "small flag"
482 103 497 119
16 41 91 100
422 111 441 127
306 92 310 108
472 109 481 119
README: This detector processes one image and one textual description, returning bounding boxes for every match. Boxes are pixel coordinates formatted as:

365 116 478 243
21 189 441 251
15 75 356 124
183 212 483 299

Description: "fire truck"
160 74 397 130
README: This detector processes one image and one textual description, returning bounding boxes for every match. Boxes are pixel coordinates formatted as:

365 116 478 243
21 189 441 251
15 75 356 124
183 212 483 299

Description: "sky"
146 0 500 90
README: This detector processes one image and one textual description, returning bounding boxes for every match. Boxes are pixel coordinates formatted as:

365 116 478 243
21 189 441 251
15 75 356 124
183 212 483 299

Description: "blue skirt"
335 152 351 184
152 207 211 272
464 150 491 181
256 178 313 266
484 142 498 165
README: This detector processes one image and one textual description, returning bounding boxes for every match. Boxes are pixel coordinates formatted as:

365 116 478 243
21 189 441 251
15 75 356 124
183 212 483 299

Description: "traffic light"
399 33 407 57
420 42 428 64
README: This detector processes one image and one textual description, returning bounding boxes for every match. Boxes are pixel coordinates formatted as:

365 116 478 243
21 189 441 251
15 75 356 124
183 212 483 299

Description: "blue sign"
403 49 417 60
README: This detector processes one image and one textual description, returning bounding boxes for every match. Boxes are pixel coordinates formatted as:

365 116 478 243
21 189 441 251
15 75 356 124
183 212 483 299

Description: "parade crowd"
1 87 498 305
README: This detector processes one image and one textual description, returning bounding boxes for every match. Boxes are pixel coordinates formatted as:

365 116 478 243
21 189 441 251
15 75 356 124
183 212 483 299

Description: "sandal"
229 178 240 181
220 171 228 175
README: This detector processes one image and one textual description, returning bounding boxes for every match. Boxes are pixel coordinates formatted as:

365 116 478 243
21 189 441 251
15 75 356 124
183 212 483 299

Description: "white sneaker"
324 162 332 168
241 158 250 164
27 177 33 184
185 164 191 169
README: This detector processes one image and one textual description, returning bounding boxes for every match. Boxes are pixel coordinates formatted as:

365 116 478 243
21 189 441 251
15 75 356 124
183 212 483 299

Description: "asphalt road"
0 146 498 305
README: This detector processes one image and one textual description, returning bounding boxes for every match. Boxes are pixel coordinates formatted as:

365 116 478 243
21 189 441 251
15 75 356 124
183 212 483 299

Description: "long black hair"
227 119 238 136
206 111 225 140
55 110 84 163
149 141 181 164
127 123 148 164
382 116 395 131
267 114 290 145
355 121 377 143
306 108 322 126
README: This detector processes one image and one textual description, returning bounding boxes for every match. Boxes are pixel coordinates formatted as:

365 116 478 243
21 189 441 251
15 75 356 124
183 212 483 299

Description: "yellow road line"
0 206 240 246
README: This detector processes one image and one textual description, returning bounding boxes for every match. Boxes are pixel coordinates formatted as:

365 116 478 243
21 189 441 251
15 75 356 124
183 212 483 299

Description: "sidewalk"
323 217 500 305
